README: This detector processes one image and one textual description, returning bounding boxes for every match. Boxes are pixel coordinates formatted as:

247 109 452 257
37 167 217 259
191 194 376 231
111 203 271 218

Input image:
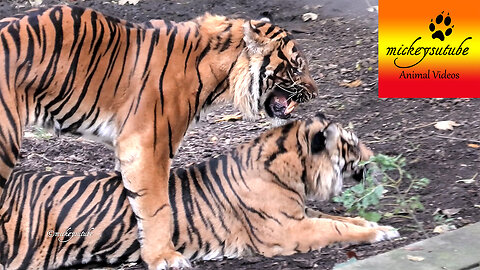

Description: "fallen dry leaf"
302 12 318 22
434 120 460 131
340 79 362 88
29 0 43 6
406 255 425 262
442 208 461 217
118 0 140 5
366 5 378 13
433 224 456 234
457 179 476 184
215 113 243 122
456 173 478 184
467 143 480 148
346 250 358 259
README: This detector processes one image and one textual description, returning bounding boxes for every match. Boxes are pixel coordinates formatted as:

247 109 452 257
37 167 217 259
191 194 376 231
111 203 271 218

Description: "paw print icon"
429 11 454 41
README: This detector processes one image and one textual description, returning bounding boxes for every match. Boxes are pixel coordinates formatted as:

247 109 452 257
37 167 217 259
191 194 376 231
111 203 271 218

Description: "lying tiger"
0 114 399 269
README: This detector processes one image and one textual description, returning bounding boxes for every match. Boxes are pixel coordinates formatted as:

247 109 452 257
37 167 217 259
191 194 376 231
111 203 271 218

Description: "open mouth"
264 88 299 119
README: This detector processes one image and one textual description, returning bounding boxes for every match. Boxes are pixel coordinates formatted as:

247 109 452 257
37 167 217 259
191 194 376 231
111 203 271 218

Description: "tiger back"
0 114 399 269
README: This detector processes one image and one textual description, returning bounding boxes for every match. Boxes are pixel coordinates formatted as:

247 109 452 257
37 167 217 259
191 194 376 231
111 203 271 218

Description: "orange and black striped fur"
0 114 399 269
0 6 318 267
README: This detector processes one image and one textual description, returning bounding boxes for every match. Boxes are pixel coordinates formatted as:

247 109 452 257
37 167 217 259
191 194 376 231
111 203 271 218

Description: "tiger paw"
144 250 191 270
371 226 400 243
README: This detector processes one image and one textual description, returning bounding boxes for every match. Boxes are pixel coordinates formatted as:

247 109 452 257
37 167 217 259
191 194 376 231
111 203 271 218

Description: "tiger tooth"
285 101 298 114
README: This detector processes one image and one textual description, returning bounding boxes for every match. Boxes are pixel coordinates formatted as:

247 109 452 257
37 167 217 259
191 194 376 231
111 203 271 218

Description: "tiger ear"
311 123 339 154
243 20 270 52
315 112 328 121
259 11 274 24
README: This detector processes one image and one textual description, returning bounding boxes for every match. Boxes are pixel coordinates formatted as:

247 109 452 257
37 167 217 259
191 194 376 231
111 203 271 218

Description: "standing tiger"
0 114 399 269
0 5 318 268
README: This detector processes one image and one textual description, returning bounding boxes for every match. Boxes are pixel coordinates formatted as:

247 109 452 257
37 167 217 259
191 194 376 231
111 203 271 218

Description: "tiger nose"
308 82 318 96
305 77 318 97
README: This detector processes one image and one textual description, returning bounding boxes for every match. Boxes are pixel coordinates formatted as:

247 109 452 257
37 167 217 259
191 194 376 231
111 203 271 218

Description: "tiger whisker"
287 69 296 83
274 83 296 94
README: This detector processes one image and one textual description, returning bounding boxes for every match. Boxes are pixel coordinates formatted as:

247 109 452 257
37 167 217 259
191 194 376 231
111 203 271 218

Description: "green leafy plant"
333 154 430 232
433 213 454 226
32 127 53 140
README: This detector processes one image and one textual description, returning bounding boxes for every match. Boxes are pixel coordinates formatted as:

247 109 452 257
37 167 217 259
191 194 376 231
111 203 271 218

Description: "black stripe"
114 27 130 96
86 16 105 72
219 32 232 52
158 26 177 113
0 175 5 188
182 27 190 53
270 29 283 39
16 27 35 85
40 26 47 63
258 53 271 91
88 11 98 52
281 211 304 221
151 204 167 217
255 21 267 28
334 223 342 235
68 6 85 57
167 120 174 159
169 172 180 245
1 34 10 87
134 72 150 114
265 24 276 36
118 101 134 134
132 29 142 73
184 43 193 74
27 13 42 47
193 44 211 117
6 24 20 59
196 163 226 210
153 102 158 152
142 29 159 78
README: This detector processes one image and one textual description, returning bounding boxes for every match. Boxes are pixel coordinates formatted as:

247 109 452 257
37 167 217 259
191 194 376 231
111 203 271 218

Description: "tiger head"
301 113 373 201
229 19 318 120
256 113 373 202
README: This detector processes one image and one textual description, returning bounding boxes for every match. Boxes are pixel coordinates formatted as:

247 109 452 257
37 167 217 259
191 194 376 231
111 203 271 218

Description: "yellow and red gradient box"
379 0 480 97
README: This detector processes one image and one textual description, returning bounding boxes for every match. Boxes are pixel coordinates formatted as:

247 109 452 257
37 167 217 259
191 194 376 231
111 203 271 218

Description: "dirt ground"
2 0 480 269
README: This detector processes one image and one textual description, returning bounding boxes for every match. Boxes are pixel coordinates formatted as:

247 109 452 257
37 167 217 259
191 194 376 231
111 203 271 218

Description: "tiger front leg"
305 208 378 227
116 137 189 269
271 217 399 255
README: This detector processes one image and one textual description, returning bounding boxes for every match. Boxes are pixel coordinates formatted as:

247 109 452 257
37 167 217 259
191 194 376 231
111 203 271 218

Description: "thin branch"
435 135 480 144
